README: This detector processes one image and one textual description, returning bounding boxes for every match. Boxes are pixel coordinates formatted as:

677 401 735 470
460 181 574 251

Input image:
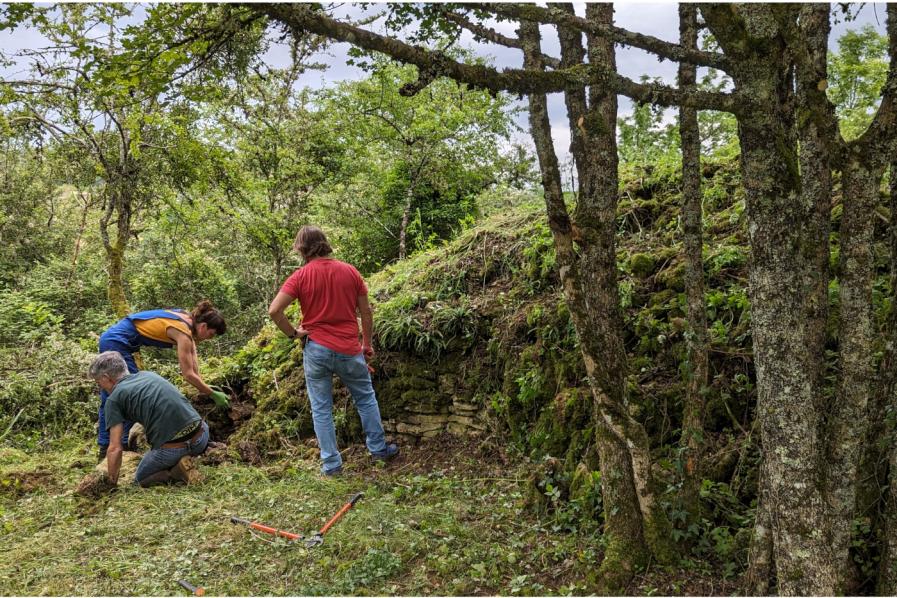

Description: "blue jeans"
303 340 388 473
98 337 136 447
134 421 209 484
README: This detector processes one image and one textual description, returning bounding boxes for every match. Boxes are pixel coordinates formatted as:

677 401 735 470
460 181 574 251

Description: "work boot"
169 456 204 485
371 443 399 462
322 465 343 478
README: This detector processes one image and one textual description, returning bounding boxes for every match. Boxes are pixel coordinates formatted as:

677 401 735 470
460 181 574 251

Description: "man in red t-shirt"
268 226 399 476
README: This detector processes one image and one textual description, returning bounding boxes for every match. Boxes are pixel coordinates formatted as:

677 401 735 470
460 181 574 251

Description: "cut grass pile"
0 436 739 596
0 436 596 596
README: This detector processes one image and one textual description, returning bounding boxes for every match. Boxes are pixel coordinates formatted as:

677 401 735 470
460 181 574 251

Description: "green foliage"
0 291 64 345
618 89 679 168
130 247 240 316
0 332 95 443
662 477 750 579
0 137 64 286
828 26 889 140
315 57 525 270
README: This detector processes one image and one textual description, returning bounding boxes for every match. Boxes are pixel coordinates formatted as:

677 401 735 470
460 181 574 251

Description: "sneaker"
169 456 204 485
371 443 399 462
322 466 343 478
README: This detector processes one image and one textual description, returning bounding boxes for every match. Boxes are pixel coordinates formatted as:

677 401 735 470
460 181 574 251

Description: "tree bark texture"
677 3 708 515
703 5 837 594
744 459 774 595
829 158 881 588
99 182 133 319
794 4 835 420
521 9 671 590
877 162 897 595
398 183 414 260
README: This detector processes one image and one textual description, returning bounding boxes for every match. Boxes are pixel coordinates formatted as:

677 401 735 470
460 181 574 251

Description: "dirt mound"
75 451 142 496
0 470 54 497
75 471 116 498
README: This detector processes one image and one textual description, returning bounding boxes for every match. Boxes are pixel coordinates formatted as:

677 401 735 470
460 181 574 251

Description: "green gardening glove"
209 389 230 410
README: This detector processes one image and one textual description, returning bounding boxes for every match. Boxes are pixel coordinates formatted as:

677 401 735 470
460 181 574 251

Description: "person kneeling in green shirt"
89 351 209 487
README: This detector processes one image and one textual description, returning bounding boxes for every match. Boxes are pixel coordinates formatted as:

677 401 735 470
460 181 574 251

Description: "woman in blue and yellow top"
96 300 228 459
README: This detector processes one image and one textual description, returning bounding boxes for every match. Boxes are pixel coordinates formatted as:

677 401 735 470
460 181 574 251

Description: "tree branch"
852 3 897 168
478 2 730 71
519 19 573 257
439 9 560 69
253 3 749 114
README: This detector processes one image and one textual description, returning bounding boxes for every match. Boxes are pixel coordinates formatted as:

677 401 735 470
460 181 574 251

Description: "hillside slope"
212 160 759 505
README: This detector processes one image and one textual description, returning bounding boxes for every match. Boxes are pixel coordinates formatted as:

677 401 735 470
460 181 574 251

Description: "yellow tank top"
133 311 192 344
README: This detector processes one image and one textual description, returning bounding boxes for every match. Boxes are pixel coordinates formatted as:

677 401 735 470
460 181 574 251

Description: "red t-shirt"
279 258 368 356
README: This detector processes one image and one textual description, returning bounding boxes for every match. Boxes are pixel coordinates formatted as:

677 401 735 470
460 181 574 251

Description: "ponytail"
192 300 226 335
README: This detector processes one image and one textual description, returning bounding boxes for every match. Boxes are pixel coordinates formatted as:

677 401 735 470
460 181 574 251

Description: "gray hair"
89 351 129 382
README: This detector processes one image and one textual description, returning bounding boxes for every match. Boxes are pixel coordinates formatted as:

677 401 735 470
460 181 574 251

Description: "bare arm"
358 294 374 357
268 291 300 339
168 328 213 395
107 424 123 484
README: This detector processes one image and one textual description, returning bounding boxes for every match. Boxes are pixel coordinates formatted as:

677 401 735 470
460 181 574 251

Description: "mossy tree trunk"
794 4 836 421
702 5 838 594
677 3 708 517
829 158 881 588
881 164 897 588
863 158 897 593
703 4 897 594
861 7 897 590
878 161 897 595
522 7 672 592
99 179 134 319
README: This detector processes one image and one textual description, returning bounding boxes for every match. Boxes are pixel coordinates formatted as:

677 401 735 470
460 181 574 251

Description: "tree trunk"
521 10 670 591
702 6 837 592
582 2 673 578
876 162 897 595
677 3 708 515
829 158 881 589
794 4 835 421
739 114 836 596
398 181 414 260
100 184 133 319
745 459 774 595
67 190 92 283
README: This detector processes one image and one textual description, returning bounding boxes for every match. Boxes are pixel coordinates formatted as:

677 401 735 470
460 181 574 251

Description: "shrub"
0 332 96 444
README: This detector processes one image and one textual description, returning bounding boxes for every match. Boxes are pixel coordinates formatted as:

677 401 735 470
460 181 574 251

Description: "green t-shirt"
104 371 200 449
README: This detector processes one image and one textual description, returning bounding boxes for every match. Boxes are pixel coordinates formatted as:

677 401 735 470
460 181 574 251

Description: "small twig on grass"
0 408 25 442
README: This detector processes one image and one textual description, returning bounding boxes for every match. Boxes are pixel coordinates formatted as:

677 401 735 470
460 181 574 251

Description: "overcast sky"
266 2 890 163
2 2 889 163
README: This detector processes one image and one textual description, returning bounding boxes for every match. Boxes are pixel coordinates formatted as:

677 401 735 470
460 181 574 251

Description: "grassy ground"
0 435 738 596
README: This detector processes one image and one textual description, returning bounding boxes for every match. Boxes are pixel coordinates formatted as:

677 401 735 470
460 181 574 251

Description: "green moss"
629 253 657 278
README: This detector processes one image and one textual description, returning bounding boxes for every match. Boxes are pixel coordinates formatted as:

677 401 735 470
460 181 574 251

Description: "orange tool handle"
319 493 364 535
231 516 303 541
178 580 205 596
